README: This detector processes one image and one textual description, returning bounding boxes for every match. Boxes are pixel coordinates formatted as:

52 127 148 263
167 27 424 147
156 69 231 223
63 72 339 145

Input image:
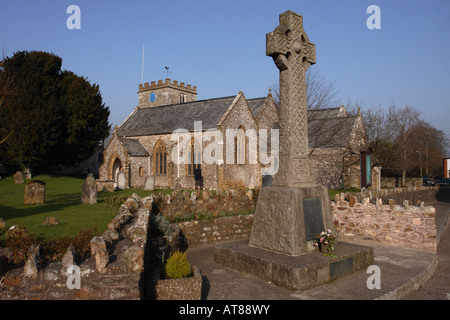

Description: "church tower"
138 78 197 108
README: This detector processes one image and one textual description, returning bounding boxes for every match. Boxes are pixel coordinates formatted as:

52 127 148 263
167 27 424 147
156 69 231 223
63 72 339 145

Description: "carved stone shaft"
266 10 316 188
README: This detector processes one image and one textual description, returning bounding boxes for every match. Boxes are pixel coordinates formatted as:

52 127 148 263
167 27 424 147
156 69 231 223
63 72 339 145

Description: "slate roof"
307 107 342 119
117 96 237 137
247 97 267 118
308 115 358 149
119 138 149 157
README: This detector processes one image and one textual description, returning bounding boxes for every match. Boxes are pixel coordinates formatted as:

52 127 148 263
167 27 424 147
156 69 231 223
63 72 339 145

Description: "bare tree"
362 104 434 185
270 68 360 155
408 120 449 178
271 68 337 112
271 68 367 188
394 106 420 185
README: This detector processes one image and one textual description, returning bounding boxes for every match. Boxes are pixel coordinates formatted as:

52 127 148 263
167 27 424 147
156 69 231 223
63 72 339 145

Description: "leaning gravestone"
14 171 24 184
81 174 97 204
117 171 126 190
249 10 334 255
143 175 155 191
24 180 46 205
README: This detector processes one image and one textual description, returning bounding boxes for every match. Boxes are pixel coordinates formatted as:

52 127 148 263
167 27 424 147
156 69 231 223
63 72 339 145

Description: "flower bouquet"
313 229 337 257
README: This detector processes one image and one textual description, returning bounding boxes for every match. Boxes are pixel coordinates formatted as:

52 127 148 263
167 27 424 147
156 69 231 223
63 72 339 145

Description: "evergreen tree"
0 50 110 170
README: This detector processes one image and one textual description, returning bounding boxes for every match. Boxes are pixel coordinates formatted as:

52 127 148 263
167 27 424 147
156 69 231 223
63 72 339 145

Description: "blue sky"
1 0 449 148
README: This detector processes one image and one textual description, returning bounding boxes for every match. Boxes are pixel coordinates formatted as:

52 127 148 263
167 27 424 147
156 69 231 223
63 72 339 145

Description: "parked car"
423 177 436 186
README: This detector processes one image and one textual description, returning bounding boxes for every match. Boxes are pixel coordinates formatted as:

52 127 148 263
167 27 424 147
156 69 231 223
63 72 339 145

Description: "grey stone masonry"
249 11 335 256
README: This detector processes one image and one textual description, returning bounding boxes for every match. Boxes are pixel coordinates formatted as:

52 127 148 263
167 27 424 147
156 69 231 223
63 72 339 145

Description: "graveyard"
1 4 450 305
0 175 151 241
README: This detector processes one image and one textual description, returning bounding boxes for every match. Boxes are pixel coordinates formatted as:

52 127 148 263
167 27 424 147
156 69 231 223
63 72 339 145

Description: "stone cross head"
266 10 316 72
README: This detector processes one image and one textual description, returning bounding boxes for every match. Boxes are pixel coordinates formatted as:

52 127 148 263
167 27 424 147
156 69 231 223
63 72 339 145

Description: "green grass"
0 174 359 242
0 174 168 242
328 188 361 200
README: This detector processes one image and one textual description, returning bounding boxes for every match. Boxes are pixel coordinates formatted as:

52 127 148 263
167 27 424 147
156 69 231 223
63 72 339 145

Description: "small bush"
40 238 72 261
105 195 129 210
72 226 99 259
150 214 174 237
5 226 99 264
218 180 247 195
5 225 37 263
165 250 191 279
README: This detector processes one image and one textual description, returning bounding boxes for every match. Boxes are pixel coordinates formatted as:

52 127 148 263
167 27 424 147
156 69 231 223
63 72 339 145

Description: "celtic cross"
267 11 316 188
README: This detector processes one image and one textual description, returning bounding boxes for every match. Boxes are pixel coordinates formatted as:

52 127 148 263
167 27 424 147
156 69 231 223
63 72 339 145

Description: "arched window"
236 127 246 164
139 166 144 177
153 140 167 175
187 138 201 176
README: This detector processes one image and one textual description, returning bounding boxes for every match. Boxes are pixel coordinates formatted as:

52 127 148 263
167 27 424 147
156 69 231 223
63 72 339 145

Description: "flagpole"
141 44 145 84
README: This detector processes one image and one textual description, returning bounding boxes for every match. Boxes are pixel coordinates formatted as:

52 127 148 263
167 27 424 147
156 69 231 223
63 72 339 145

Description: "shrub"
5 225 36 263
40 238 72 261
5 226 99 264
72 226 99 259
218 180 247 195
150 214 174 237
105 195 129 210
165 250 191 279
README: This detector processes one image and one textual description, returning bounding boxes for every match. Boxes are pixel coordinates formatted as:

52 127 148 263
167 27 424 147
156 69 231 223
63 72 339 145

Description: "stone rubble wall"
0 190 251 300
332 193 437 251
0 194 148 300
2 185 446 299
356 185 441 205
176 215 254 246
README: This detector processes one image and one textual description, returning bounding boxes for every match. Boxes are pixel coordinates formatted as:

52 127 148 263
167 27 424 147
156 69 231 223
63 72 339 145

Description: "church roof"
119 137 149 156
247 97 267 118
308 115 359 149
117 96 237 137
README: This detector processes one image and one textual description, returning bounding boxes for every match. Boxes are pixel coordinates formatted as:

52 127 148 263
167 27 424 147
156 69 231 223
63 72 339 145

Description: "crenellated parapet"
138 78 197 94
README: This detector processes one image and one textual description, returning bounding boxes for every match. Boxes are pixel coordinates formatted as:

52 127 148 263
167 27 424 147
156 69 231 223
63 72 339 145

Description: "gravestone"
81 174 97 204
143 175 155 191
14 171 23 184
249 10 334 256
24 168 32 179
117 171 126 190
24 180 46 205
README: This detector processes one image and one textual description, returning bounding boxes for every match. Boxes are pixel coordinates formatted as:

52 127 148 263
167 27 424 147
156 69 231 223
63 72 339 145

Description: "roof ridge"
136 95 237 110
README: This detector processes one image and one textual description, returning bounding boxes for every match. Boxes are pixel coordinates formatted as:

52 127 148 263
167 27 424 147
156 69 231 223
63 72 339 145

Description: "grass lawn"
0 175 165 242
328 188 360 200
0 174 359 243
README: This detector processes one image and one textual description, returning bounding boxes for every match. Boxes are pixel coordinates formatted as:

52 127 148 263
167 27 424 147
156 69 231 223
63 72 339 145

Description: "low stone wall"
332 195 437 251
355 186 440 206
381 177 423 188
176 215 254 246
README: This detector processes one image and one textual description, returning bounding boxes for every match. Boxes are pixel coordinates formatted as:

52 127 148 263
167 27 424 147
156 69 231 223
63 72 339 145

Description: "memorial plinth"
215 240 374 291
249 186 333 255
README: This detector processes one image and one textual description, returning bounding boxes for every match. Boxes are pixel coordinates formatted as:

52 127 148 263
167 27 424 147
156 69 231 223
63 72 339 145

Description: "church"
97 78 366 191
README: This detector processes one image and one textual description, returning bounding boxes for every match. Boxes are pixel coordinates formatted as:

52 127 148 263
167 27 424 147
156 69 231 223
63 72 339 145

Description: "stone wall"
381 177 423 188
0 194 148 300
332 194 437 251
355 186 440 205
176 215 254 246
